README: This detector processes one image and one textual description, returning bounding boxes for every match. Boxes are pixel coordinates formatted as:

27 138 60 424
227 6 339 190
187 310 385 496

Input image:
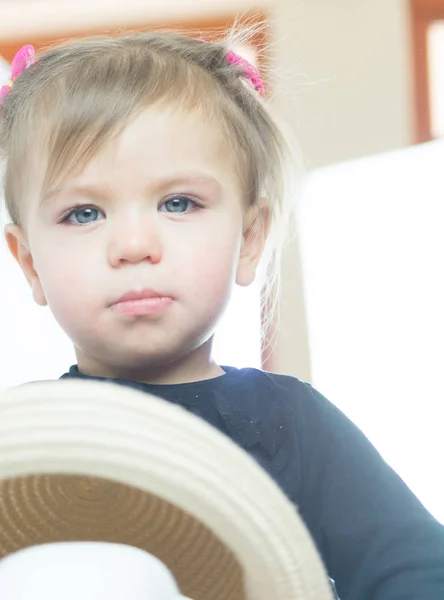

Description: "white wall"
273 0 414 169
270 0 415 378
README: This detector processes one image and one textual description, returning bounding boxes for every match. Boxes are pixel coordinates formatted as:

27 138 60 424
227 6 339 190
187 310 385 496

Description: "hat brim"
0 379 333 600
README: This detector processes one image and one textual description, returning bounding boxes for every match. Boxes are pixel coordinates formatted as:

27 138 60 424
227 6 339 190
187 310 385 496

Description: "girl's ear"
236 201 270 288
4 224 47 306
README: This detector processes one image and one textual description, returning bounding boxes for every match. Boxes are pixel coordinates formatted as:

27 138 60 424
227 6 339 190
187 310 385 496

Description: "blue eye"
62 206 104 225
161 196 197 214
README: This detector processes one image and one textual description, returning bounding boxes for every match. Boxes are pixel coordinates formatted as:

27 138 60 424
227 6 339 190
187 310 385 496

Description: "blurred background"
1 0 443 522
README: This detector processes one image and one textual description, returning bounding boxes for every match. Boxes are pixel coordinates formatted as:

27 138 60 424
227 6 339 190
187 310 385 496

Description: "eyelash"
59 202 94 225
159 195 202 214
58 195 203 225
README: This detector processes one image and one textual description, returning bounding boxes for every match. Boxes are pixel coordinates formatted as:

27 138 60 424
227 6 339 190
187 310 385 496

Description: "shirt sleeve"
294 381 444 600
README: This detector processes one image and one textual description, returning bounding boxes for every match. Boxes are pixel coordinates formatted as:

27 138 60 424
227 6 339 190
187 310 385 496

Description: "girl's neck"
74 339 224 386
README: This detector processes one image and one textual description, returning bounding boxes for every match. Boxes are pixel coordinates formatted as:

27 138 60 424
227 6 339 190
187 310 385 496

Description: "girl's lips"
115 289 163 303
111 289 173 316
111 296 173 316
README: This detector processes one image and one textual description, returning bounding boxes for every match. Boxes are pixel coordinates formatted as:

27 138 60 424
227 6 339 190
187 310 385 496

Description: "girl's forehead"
61 106 238 184
108 105 230 158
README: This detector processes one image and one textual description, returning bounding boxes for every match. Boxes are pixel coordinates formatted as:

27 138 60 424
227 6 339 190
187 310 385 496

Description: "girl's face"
6 106 262 383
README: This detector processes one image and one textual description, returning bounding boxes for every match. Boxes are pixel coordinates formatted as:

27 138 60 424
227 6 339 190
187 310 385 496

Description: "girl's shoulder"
215 366 340 451
218 366 359 457
219 366 332 419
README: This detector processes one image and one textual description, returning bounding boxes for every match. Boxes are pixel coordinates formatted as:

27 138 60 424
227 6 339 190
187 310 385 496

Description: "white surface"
299 140 444 523
0 542 186 600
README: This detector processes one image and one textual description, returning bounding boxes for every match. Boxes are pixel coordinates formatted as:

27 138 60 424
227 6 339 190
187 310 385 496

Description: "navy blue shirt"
61 365 444 599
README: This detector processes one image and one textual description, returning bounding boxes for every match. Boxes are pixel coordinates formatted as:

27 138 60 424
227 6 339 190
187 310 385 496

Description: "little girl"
1 30 443 600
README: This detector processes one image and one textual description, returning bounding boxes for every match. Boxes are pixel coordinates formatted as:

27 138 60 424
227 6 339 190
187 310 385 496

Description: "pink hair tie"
225 49 265 95
0 44 35 102
198 39 265 95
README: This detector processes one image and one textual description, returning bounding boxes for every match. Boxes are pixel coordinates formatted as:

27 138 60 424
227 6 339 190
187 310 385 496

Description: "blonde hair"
0 26 299 330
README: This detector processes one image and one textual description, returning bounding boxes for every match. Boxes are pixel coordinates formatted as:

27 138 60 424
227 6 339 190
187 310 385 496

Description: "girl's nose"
108 215 162 268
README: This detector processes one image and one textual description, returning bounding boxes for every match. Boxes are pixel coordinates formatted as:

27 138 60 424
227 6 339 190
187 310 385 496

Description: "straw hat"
0 379 334 600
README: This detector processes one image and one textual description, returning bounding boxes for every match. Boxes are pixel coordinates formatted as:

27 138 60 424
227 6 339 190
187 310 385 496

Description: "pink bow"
0 45 35 102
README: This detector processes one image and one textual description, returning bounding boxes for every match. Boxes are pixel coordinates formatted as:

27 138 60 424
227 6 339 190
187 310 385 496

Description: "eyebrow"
157 174 222 196
39 185 104 209
39 173 222 210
